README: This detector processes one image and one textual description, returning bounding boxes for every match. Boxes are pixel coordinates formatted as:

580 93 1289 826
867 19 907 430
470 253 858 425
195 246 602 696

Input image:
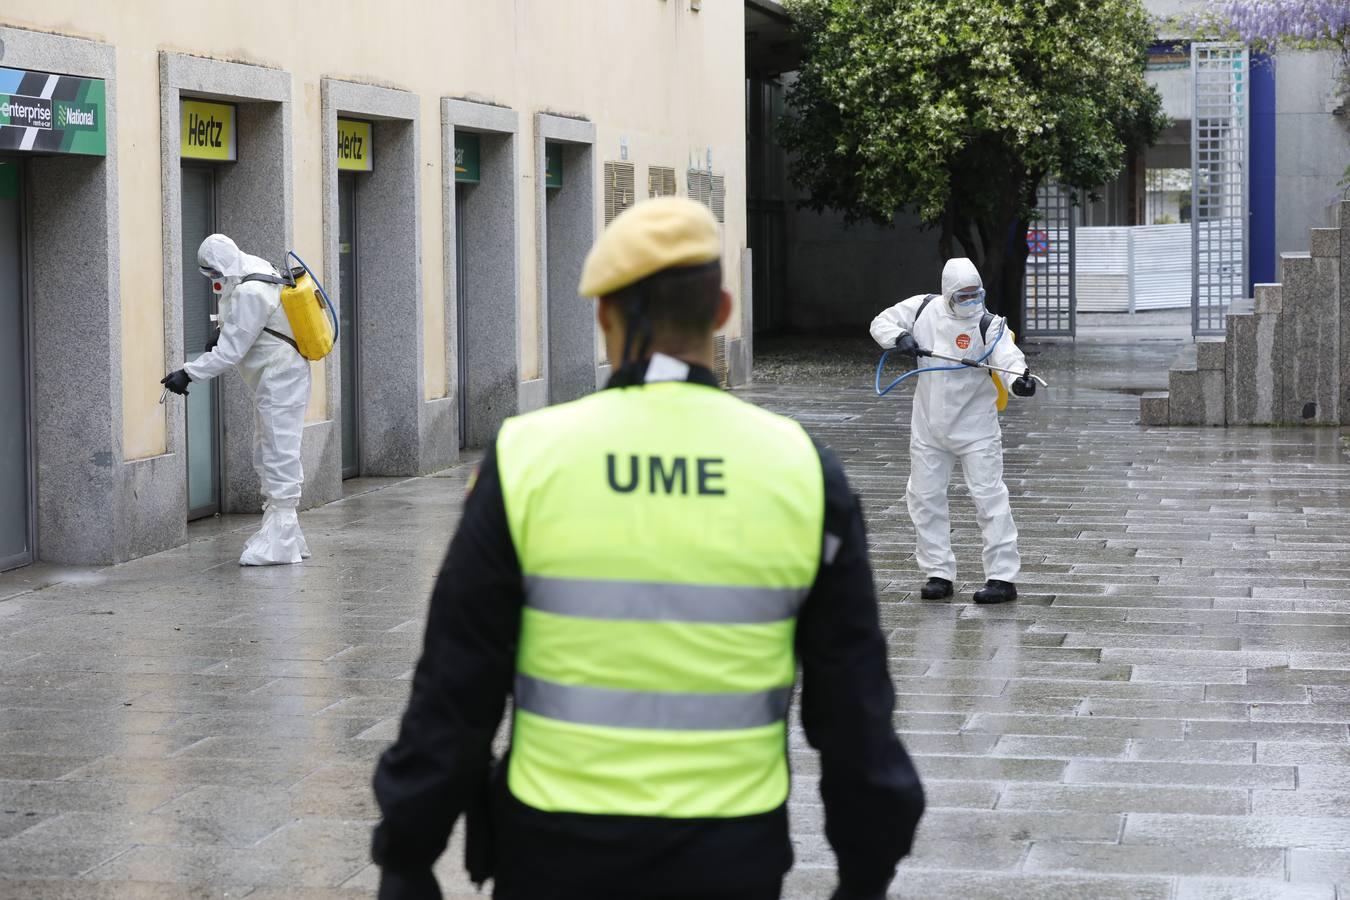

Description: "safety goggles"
199 265 223 280
952 287 985 307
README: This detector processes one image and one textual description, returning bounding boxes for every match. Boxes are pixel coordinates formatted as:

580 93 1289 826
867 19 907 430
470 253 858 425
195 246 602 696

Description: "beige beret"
578 196 721 298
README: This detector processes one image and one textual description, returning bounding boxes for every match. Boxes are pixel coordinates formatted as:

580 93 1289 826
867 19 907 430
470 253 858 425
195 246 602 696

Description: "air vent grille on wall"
710 174 726 223
648 165 677 198
687 168 712 207
713 333 728 387
604 161 636 226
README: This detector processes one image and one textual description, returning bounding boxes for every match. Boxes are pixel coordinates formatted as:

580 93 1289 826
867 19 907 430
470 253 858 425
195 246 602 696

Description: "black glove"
378 868 442 900
831 884 888 900
893 332 922 358
204 328 220 353
160 370 192 396
1011 370 1036 397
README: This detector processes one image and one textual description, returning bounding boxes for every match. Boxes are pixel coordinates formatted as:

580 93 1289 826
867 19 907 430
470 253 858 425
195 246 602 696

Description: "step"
1254 283 1281 314
1140 391 1169 426
1310 227 1340 258
1170 343 1198 371
1224 309 1282 425
1278 251 1340 424
1342 209 1350 424
1279 251 1312 286
1167 360 1225 426
1195 336 1226 371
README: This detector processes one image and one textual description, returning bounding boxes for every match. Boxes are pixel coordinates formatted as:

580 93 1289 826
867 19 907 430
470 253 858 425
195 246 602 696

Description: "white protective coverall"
869 258 1026 583
184 234 312 566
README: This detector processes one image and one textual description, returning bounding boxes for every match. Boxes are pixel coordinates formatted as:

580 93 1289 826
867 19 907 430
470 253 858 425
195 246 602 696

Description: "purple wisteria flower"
1199 0 1350 51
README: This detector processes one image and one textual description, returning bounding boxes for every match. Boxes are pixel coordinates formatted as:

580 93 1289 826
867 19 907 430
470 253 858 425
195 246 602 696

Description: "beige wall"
0 0 746 460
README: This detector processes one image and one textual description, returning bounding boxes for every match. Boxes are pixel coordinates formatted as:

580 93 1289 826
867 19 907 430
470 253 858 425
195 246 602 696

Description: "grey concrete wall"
27 154 121 563
157 55 332 518
214 100 307 512
444 100 520 449
732 247 753 384
536 114 597 405
784 201 944 331
320 80 437 475
1341 202 1350 425
1277 251 1338 423
1275 50 1350 257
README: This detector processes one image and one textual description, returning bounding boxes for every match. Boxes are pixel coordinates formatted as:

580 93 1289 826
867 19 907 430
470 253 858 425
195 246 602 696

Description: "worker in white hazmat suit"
160 234 312 567
869 258 1036 604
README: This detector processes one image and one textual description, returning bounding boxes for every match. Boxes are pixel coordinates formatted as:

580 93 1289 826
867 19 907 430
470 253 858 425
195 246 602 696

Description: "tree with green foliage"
780 0 1167 335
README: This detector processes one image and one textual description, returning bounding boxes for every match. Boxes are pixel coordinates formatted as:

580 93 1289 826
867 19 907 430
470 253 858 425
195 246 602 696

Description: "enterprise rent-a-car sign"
0 66 107 157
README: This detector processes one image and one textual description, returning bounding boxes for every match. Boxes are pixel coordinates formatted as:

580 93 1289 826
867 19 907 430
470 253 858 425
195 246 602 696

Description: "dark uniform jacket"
371 362 925 899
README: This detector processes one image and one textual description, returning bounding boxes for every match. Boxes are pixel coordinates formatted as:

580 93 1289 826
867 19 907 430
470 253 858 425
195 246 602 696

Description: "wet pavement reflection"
2 315 1349 898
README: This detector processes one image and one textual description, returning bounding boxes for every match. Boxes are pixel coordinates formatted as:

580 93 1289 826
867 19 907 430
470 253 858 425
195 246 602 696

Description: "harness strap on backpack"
240 273 303 355
241 270 295 287
263 327 301 353
914 293 936 322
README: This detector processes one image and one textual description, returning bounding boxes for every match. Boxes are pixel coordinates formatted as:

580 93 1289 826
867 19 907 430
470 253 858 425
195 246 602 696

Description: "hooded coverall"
184 234 311 566
869 258 1025 584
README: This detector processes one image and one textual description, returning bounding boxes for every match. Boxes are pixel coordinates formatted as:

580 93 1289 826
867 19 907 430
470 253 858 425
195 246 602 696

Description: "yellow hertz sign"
337 119 372 172
180 99 236 162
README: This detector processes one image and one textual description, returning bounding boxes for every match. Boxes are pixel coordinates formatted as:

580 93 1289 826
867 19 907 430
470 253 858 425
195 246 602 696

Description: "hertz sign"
180 99 236 162
337 119 372 172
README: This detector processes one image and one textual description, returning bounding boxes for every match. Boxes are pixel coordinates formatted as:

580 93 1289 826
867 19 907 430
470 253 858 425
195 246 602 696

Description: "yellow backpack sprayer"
242 250 338 361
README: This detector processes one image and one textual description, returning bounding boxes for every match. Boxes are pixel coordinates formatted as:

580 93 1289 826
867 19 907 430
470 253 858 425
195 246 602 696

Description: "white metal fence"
1074 224 1192 312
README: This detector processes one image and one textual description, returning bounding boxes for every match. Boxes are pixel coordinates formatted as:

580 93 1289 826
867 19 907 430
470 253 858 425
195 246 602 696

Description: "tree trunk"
994 225 1029 339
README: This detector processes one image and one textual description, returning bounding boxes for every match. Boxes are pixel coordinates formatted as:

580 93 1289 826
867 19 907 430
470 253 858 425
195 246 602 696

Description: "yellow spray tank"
242 250 338 361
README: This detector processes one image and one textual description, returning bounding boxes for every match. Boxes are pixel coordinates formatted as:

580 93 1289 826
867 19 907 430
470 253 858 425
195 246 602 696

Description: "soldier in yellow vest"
371 197 924 900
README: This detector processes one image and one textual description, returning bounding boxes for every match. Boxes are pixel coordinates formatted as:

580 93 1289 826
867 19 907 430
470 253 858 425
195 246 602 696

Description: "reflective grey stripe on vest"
525 576 807 624
515 674 792 731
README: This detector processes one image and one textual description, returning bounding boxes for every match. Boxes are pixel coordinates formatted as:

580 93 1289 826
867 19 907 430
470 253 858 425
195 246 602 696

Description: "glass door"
456 183 469 448
0 158 32 571
181 165 221 519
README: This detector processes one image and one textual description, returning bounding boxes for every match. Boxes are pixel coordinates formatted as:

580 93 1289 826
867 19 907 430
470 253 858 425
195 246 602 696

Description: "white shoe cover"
239 504 310 566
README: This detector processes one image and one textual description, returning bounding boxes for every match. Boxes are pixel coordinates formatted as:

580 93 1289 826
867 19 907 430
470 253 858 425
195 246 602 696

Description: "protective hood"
941 257 984 318
198 234 277 296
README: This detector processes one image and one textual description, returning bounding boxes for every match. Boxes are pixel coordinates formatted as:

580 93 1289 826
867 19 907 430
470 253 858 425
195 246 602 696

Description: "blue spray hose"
874 319 1005 396
286 250 340 343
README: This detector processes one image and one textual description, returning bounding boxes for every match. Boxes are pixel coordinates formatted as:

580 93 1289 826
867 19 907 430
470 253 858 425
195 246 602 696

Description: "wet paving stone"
0 325 1348 895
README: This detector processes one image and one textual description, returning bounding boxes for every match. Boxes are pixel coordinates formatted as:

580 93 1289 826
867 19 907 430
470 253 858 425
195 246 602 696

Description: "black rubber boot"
973 579 1018 604
920 577 954 599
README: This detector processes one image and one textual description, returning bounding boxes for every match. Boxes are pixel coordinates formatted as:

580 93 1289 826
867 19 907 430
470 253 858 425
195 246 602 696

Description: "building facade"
0 1 749 570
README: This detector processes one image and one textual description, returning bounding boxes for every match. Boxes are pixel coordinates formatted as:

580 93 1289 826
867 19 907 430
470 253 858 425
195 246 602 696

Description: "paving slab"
1 324 1349 897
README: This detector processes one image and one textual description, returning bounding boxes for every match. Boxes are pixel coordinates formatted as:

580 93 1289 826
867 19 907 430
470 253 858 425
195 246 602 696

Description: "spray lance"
874 318 1047 397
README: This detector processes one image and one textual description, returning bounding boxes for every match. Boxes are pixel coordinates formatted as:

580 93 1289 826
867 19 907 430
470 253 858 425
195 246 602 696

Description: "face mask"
953 287 985 311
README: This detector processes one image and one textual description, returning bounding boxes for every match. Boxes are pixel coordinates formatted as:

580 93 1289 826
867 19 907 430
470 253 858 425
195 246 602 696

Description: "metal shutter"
712 333 728 387
604 161 636 226
687 168 712 207
710 174 726 223
648 165 677 198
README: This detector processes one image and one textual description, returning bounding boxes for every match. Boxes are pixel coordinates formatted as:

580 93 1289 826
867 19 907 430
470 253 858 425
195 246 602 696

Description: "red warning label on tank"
955 334 971 350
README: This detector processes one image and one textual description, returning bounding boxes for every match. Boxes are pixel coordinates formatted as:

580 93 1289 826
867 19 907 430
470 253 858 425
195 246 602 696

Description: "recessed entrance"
0 158 32 571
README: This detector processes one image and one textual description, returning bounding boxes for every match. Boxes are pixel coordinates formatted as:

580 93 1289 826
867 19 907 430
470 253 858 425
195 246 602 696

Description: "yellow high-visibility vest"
495 379 824 818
